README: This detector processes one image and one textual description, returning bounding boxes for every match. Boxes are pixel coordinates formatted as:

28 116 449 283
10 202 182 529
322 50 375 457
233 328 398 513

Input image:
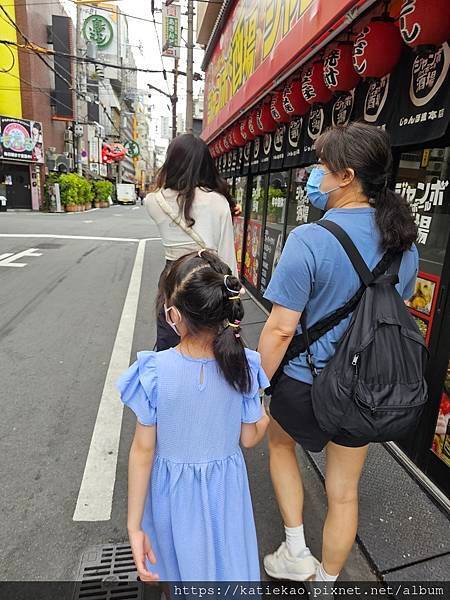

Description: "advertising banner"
203 0 362 139
390 42 450 147
242 141 253 176
0 117 44 163
259 133 272 173
271 124 288 171
162 3 181 59
243 220 262 287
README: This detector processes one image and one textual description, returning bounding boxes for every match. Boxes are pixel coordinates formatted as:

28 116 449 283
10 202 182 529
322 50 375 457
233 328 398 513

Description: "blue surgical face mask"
306 166 340 210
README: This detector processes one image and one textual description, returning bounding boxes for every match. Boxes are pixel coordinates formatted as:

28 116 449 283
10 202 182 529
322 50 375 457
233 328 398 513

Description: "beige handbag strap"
155 190 207 250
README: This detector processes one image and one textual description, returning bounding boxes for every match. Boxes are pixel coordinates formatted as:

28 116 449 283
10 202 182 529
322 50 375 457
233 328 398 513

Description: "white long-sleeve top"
145 187 238 276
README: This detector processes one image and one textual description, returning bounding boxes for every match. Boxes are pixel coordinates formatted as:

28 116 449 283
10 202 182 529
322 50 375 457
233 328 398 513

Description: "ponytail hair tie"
223 274 241 295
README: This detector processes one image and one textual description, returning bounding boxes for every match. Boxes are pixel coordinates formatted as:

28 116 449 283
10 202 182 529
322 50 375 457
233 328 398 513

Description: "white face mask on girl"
164 304 181 336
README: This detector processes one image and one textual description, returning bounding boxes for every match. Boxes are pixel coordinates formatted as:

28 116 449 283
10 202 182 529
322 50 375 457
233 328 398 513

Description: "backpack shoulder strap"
154 189 207 250
317 220 374 287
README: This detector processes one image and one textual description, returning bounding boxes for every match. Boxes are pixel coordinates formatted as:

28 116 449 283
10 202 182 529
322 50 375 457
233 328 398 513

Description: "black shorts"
270 374 369 452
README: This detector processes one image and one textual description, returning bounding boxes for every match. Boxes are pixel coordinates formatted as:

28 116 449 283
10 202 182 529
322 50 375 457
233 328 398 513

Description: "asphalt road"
0 206 375 582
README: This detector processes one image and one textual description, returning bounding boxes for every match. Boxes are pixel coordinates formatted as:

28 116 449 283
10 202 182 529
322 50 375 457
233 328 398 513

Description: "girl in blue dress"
117 250 270 582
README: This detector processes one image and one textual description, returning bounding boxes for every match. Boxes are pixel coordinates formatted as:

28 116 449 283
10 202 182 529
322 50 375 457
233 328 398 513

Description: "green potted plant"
79 177 95 210
93 180 113 208
59 173 80 212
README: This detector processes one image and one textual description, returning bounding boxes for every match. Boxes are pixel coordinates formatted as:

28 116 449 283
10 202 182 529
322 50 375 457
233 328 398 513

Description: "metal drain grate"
73 543 143 600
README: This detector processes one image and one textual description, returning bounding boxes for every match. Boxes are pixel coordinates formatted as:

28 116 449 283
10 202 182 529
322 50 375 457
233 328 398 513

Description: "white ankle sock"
284 524 307 557
315 562 339 582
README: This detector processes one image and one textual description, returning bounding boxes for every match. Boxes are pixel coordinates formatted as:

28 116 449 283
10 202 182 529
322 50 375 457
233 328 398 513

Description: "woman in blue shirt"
258 123 418 583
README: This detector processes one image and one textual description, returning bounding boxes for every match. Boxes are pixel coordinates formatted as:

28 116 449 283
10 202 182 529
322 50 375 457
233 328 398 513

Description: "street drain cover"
73 543 143 600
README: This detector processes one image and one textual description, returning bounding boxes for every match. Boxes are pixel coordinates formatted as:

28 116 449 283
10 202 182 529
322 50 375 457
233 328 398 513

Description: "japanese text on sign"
396 179 449 244
206 0 315 125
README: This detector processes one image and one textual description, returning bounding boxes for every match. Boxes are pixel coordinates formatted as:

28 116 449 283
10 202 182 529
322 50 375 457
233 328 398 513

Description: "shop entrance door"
0 164 32 209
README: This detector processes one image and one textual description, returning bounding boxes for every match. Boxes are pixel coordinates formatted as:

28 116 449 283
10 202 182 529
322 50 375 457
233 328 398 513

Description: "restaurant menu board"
260 225 283 293
432 359 450 468
405 272 440 345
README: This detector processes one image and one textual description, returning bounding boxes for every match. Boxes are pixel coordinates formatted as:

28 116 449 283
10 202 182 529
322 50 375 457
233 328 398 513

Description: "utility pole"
185 0 194 134
75 2 83 175
172 57 178 139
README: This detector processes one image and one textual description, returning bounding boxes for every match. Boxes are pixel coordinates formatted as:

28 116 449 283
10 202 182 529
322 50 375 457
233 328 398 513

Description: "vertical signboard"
162 3 181 59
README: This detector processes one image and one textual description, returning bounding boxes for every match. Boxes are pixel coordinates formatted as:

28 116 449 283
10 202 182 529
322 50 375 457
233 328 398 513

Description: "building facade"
0 0 142 210
200 0 450 505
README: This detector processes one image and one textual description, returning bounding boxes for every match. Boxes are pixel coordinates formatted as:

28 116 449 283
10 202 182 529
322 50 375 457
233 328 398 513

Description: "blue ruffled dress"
116 347 269 581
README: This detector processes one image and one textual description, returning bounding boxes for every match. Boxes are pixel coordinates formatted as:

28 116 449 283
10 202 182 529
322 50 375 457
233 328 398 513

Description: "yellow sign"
205 0 315 126
0 5 22 118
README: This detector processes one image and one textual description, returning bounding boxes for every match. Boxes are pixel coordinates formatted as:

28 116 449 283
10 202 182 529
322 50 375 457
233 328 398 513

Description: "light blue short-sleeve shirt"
264 207 419 385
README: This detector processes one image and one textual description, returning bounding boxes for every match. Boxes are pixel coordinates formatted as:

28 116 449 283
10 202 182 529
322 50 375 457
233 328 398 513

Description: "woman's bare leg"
322 442 369 575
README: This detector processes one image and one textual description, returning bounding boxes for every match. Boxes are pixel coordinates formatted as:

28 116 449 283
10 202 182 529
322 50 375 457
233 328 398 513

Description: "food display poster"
405 272 440 345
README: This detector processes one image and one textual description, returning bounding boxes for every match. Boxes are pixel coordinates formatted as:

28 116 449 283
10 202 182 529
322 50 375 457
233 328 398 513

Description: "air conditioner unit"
90 163 99 174
429 161 443 172
64 130 72 142
74 124 84 137
431 148 445 159
55 154 71 173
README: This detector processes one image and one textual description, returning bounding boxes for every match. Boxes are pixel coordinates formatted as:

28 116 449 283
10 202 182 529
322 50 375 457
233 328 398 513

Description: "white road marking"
0 248 42 268
0 234 149 243
113 214 123 217
131 206 140 210
83 220 94 224
0 253 14 260
73 239 146 521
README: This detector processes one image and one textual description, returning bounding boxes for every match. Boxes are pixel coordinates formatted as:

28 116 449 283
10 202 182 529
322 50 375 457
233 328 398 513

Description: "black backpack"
300 220 428 442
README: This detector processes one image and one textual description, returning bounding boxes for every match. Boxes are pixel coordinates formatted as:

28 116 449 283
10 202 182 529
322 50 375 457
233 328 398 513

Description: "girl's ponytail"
213 275 251 394
163 252 251 394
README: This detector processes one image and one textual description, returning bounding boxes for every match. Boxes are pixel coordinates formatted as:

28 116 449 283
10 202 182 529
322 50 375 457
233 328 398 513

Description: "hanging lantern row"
209 1 450 157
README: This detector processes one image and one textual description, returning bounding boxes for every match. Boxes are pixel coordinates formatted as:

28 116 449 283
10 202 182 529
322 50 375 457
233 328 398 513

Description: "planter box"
65 204 78 212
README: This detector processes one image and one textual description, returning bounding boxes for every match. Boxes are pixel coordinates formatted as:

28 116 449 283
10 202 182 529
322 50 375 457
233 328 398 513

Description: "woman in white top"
145 133 239 350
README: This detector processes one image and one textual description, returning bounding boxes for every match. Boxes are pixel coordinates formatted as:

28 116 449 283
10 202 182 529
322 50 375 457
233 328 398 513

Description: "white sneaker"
263 542 319 581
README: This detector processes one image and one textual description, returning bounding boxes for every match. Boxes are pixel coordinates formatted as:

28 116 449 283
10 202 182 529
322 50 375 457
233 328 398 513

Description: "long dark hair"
163 250 251 393
155 134 232 227
315 122 417 251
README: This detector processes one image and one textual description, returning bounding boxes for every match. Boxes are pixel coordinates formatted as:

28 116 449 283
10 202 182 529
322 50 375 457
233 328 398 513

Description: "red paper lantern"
247 110 258 140
217 138 225 155
282 79 310 116
323 42 360 92
353 19 403 78
302 61 333 104
270 91 290 123
232 122 246 146
400 0 450 49
223 134 231 152
239 118 250 143
225 130 235 149
256 102 277 133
